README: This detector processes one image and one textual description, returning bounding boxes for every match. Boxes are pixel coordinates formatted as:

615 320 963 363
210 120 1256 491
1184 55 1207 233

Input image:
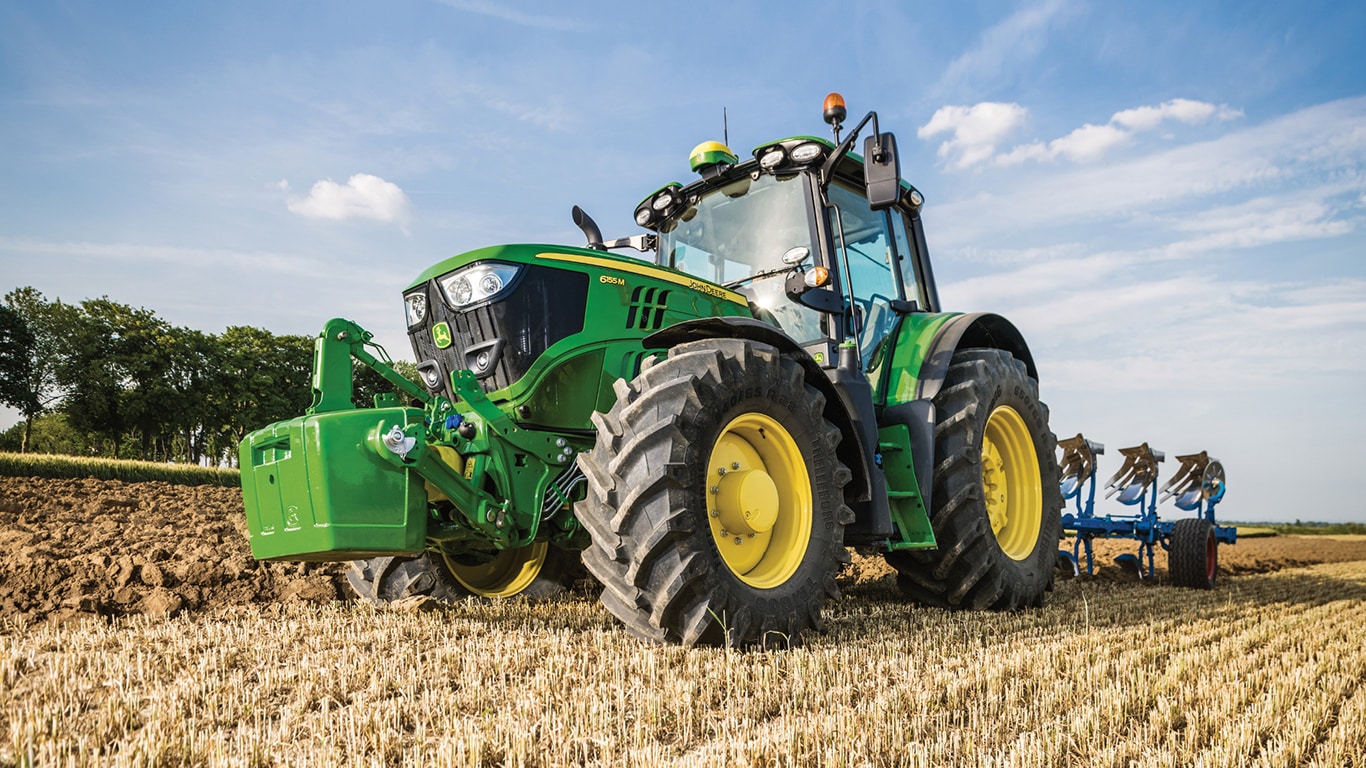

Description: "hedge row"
0 452 240 487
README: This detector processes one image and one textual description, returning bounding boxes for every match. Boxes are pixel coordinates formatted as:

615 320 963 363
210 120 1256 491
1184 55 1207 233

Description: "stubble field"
3 476 1365 766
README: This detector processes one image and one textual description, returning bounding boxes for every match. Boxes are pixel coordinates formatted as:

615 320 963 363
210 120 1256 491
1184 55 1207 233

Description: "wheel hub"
981 405 1043 562
981 440 1009 534
715 469 780 535
706 413 812 588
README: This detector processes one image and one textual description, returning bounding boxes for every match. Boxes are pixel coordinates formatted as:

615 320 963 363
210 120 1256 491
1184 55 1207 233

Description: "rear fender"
889 312 1036 403
878 311 1038 516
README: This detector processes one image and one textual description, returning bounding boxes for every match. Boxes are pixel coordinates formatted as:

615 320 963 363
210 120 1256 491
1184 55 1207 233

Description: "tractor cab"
630 93 942 375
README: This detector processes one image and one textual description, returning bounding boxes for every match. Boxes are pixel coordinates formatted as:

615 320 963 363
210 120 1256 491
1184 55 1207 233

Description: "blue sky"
2 1 1364 523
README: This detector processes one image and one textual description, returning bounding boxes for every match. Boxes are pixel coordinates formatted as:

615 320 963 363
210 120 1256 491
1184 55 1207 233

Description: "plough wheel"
1169 518 1218 589
347 543 574 603
886 348 1061 609
575 338 851 648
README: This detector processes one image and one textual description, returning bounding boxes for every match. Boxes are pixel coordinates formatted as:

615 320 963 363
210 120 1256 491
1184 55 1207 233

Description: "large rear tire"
347 543 575 604
1169 518 1218 589
885 348 1061 609
575 338 851 648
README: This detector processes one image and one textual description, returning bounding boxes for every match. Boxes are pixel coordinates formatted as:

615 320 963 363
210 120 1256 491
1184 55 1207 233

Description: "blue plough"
1056 434 1234 588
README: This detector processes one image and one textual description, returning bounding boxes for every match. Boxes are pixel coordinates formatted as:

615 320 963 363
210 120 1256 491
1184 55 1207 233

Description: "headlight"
404 291 428 327
437 262 523 308
790 142 823 164
759 147 786 170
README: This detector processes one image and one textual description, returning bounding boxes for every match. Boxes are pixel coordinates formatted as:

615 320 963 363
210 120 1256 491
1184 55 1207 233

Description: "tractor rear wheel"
575 338 851 648
885 348 1061 609
1169 518 1218 589
347 542 574 604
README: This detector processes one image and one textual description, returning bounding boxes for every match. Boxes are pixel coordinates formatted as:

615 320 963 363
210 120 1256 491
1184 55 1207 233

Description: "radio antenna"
723 107 729 147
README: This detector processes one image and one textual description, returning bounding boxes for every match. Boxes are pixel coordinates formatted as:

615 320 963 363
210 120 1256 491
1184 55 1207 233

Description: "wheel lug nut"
731 462 740 470
734 537 744 545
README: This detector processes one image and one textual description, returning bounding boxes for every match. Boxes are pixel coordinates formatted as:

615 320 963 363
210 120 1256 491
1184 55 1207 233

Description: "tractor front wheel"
575 338 851 647
347 542 575 604
886 348 1061 609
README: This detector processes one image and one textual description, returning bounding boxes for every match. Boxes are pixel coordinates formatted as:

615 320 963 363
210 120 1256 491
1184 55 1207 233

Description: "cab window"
661 174 825 343
890 212 924 310
828 182 901 362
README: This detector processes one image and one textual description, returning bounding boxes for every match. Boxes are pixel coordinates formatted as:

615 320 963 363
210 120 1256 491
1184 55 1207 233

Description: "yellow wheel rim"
706 413 812 588
443 542 549 598
981 406 1043 561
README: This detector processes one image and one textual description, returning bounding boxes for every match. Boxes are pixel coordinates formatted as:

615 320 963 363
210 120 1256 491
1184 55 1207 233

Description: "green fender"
872 311 1038 534
879 311 1036 405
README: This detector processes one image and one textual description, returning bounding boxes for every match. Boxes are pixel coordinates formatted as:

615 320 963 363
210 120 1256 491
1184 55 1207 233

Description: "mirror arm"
819 110 881 190
601 234 656 253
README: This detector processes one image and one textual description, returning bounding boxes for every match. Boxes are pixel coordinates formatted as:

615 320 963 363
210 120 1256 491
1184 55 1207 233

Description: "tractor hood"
398 243 752 432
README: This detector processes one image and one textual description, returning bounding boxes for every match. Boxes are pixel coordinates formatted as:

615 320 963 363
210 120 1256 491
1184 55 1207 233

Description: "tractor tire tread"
1170 517 1218 589
575 339 850 648
885 347 1061 611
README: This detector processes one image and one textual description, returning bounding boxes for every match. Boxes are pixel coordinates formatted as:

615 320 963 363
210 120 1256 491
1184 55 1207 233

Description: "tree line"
0 287 411 465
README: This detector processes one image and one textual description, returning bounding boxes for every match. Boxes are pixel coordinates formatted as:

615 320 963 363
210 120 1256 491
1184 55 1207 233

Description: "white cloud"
1163 196 1354 254
286 173 411 224
1042 98 1240 165
994 141 1050 166
930 96 1366 243
947 256 1366 395
933 97 1244 168
1044 122 1132 163
1111 98 1241 131
918 102 1029 169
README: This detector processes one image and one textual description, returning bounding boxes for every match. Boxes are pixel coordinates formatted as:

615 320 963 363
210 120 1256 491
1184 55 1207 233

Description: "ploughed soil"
1 476 348 625
4 475 1366 625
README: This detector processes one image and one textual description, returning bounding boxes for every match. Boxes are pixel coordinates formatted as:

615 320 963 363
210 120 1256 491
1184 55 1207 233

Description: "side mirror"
889 299 919 315
863 132 901 211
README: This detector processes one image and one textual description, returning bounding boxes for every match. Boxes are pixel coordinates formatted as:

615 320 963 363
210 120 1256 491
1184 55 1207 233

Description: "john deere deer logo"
432 321 453 349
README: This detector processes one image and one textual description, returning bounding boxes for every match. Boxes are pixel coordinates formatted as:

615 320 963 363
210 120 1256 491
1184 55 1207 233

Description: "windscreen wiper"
724 265 797 288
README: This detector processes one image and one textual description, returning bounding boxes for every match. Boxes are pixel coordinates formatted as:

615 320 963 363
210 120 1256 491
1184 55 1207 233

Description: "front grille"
409 265 589 396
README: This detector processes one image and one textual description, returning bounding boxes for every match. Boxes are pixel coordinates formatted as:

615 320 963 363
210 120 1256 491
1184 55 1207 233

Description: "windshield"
659 173 824 342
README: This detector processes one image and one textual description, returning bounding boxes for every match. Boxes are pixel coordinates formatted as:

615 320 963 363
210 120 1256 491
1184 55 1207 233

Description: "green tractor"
239 93 1062 647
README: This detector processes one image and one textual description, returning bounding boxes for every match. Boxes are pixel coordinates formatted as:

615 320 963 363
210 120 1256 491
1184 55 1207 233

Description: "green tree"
3 287 79 453
0 412 100 455
209 326 314 465
168 326 220 464
354 359 421 408
55 298 155 458
0 305 36 417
